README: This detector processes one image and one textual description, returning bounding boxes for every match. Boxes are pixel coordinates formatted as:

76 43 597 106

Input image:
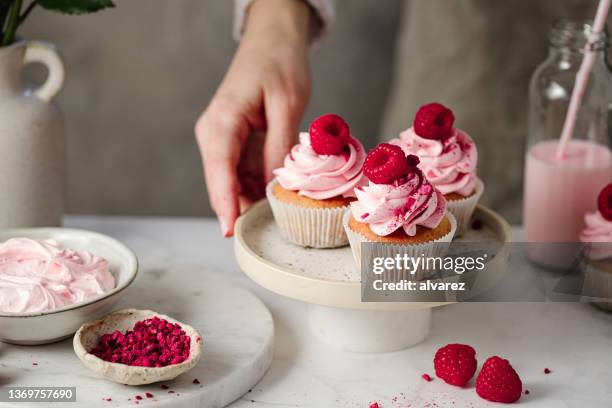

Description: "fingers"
237 131 266 201
195 101 249 237
263 87 306 182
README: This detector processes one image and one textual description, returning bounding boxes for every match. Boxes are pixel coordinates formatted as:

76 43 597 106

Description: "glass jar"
524 20 612 267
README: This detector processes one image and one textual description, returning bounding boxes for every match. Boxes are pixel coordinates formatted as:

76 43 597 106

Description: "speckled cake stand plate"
234 200 511 353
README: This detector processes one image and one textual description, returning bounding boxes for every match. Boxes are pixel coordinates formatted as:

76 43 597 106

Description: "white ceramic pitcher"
0 40 65 228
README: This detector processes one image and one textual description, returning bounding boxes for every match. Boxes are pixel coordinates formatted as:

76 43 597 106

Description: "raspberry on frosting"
597 183 612 221
309 114 351 155
273 126 366 200
413 102 455 140
351 144 446 237
390 105 477 197
363 143 410 184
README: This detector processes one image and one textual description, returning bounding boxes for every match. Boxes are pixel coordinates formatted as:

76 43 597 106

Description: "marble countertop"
8 216 612 408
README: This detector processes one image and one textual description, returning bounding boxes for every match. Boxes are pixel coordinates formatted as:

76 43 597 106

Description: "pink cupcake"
343 143 457 275
390 103 483 235
267 114 366 248
579 183 612 311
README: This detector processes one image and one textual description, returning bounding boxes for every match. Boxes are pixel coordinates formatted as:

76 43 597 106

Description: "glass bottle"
524 20 612 267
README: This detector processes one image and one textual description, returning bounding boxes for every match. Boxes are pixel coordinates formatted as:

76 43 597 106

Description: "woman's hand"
195 0 312 236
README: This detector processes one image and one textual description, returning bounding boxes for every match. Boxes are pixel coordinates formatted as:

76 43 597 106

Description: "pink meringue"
579 211 612 260
350 169 446 236
273 132 366 200
0 238 115 313
391 127 477 196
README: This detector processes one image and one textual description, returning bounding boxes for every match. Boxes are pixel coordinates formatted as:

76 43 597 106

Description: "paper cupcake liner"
266 181 349 248
446 178 484 237
342 210 457 281
582 259 612 312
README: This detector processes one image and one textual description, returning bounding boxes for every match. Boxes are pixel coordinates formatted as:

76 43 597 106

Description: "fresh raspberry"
363 143 409 184
309 113 351 155
422 373 433 382
544 368 551 374
597 183 612 221
434 344 477 387
476 356 522 403
413 102 455 140
369 403 379 408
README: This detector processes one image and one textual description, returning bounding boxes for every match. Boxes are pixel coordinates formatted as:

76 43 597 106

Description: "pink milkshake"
524 139 612 266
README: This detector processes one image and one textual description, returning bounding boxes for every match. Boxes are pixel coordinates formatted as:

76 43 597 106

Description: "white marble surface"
3 216 612 408
0 221 274 408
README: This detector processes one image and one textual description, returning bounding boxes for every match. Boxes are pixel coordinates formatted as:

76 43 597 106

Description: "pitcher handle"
23 41 65 103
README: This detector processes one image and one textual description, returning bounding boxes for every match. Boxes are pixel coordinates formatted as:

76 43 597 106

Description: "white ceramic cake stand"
234 200 511 353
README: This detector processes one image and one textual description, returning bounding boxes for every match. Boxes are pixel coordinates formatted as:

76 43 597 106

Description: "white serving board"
0 271 274 408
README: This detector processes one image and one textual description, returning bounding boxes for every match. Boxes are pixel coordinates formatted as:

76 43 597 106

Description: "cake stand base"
308 305 430 352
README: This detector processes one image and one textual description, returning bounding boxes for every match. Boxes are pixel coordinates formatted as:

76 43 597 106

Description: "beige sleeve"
233 0 334 45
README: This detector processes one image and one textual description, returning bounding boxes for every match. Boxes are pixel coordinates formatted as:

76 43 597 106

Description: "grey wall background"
21 0 403 217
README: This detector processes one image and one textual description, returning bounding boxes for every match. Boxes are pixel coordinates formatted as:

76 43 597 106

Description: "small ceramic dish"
74 309 203 385
0 228 138 345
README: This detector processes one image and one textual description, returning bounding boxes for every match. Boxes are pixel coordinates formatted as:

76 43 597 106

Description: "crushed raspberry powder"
91 316 191 367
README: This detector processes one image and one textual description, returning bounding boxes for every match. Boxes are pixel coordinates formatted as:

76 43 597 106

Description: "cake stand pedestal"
234 200 511 353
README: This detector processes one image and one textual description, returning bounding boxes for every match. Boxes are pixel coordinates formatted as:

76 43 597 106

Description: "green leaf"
38 0 115 15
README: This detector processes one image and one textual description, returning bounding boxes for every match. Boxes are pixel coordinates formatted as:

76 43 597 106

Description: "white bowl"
74 309 203 385
0 228 138 345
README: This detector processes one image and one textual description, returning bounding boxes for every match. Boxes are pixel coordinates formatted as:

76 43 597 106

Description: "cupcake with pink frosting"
390 103 483 235
579 184 612 311
343 143 456 271
267 114 366 248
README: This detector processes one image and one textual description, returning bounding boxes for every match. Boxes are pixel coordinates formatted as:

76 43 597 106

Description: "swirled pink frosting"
390 127 477 196
0 238 115 313
579 212 612 260
350 170 447 236
273 132 366 200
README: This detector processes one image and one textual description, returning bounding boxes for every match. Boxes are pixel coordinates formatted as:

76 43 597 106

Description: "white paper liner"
266 181 349 248
446 178 484 237
343 210 457 281
582 260 612 312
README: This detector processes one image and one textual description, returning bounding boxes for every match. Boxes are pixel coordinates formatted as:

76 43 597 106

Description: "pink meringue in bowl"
0 238 115 313
0 228 137 345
